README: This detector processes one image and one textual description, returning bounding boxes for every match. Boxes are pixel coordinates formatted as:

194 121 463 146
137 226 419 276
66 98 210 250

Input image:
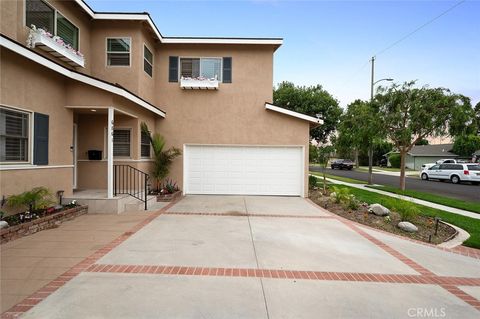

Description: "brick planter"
0 205 88 244
157 190 182 202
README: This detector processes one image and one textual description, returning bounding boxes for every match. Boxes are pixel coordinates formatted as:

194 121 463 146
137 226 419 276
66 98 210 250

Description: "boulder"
0 221 9 229
398 221 418 232
368 204 390 216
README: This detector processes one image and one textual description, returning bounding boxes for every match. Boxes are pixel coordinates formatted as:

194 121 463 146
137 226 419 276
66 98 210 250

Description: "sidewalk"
312 175 480 220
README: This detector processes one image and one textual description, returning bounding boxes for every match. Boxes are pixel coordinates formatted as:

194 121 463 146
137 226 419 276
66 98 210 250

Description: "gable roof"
265 103 323 126
407 143 458 157
74 0 283 47
0 34 165 117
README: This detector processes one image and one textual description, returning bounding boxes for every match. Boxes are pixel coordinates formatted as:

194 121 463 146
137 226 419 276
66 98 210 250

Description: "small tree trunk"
322 162 327 194
399 150 407 191
367 146 373 185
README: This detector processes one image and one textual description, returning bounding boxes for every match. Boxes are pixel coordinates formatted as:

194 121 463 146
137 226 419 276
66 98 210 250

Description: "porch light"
90 109 97 112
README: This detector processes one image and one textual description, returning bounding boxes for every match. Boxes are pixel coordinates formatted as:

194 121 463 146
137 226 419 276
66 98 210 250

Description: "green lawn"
310 171 367 184
330 184 480 249
366 185 480 214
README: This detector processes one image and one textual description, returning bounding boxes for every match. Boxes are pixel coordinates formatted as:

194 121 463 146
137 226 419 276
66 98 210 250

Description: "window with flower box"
26 0 79 50
180 58 222 81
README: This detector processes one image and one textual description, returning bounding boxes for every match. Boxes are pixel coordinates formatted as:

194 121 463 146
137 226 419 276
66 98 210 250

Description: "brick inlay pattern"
84 263 480 287
163 211 336 219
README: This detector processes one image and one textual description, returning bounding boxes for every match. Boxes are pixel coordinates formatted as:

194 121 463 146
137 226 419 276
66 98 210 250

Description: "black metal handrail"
113 165 149 210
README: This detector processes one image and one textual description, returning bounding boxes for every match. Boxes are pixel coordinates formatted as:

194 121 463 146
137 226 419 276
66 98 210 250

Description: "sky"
87 0 480 108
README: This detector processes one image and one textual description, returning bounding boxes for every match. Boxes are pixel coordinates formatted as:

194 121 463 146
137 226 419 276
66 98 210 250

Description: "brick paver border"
2 196 479 318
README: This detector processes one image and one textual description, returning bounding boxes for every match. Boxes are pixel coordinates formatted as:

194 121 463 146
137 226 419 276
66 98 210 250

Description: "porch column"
107 107 114 198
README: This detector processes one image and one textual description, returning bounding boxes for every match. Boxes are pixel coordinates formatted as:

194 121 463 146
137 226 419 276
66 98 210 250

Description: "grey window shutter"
34 113 49 165
222 57 232 83
169 56 179 82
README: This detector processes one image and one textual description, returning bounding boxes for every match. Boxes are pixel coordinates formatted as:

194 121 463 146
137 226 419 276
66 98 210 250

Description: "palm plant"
141 122 181 191
7 187 55 212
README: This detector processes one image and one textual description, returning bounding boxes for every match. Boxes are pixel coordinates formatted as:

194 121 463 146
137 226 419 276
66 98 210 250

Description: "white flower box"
27 27 85 68
180 77 219 90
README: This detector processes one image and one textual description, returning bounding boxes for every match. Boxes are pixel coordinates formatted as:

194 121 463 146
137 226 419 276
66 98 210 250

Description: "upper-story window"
0 107 29 162
107 38 131 67
143 45 153 77
180 58 222 81
25 0 79 50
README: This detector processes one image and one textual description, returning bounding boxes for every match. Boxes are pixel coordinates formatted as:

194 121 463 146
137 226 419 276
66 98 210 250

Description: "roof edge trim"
265 103 323 125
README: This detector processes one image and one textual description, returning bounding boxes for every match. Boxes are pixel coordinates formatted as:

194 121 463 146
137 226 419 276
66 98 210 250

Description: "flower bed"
156 190 182 202
309 189 456 245
0 205 88 244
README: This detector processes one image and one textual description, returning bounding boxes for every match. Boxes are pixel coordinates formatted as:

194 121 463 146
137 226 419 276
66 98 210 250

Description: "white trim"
64 106 139 119
163 38 283 45
73 123 78 189
72 0 283 46
0 105 32 164
107 107 114 198
1 35 165 118
265 103 323 125
106 37 132 67
182 144 187 196
0 164 74 171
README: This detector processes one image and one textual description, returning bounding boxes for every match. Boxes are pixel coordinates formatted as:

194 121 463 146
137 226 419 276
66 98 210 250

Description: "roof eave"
265 103 323 126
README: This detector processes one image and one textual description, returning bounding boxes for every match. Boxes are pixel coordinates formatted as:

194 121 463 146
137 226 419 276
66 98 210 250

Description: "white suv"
420 163 480 185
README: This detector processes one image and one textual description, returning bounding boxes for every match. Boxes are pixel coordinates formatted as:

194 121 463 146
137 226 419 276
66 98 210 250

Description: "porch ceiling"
66 106 138 118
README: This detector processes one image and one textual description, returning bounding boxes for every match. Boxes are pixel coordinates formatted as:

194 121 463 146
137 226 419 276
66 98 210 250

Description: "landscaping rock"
398 221 418 232
0 221 8 229
368 204 390 216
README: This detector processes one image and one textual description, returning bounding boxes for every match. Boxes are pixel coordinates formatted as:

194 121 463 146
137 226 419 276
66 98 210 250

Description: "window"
143 45 153 77
180 57 222 81
26 0 54 33
113 129 131 157
26 0 79 49
0 107 29 162
429 165 440 170
141 131 150 158
56 13 79 49
107 38 131 66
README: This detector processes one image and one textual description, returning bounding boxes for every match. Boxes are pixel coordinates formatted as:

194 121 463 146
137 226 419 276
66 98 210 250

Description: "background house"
386 143 459 170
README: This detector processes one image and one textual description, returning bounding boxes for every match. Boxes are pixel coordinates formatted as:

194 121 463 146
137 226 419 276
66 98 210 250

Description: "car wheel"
421 173 428 181
331 166 335 170
451 175 460 184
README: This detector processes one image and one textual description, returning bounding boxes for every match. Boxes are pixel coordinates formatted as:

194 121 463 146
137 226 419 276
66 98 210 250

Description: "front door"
73 124 77 189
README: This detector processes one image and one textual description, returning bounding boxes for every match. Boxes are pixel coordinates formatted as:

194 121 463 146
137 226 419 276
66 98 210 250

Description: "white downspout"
107 107 114 198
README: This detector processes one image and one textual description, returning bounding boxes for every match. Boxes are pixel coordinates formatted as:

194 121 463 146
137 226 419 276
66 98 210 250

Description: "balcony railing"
27 26 85 68
180 76 219 90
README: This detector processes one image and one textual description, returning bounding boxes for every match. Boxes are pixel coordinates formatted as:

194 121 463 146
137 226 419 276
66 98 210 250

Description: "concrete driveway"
3 196 480 319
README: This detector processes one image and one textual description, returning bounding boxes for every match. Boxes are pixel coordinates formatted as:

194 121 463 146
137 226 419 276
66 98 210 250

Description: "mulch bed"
309 189 456 245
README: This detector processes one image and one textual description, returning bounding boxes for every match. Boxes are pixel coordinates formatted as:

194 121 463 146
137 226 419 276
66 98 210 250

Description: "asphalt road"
310 166 480 203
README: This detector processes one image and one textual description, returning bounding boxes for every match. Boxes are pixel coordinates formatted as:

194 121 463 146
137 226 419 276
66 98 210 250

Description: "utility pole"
368 56 376 185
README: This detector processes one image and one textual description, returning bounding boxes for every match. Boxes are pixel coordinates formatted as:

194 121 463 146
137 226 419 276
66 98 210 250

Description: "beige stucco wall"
155 44 311 195
0 49 74 196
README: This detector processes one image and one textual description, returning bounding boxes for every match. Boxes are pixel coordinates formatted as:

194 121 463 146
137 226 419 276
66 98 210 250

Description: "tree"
317 144 335 194
336 99 385 184
452 135 480 157
141 122 181 191
273 81 342 143
309 144 319 163
376 81 467 190
448 96 476 137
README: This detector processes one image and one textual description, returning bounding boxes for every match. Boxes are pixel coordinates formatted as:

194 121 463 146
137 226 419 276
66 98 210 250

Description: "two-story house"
0 0 320 213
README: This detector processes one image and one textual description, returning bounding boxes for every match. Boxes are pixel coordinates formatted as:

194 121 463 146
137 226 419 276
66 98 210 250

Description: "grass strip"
310 171 367 185
367 185 480 214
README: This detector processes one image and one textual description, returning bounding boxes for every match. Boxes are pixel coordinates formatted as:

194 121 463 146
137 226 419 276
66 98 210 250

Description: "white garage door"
184 145 304 196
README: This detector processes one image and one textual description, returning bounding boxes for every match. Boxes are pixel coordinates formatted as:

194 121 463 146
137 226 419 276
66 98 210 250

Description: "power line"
374 0 466 56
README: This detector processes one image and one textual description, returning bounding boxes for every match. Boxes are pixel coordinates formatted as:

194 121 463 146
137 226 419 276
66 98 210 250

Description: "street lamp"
370 56 393 100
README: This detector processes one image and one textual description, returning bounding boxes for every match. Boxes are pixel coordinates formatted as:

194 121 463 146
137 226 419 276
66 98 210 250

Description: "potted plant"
141 122 181 195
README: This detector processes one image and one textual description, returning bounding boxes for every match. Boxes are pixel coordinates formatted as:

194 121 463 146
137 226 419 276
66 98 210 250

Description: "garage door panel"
185 145 303 196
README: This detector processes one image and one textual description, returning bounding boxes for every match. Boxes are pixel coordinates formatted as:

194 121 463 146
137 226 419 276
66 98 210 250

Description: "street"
310 167 480 203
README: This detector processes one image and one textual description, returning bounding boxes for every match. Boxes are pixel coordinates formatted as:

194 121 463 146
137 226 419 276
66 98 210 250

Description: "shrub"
389 154 401 168
343 194 360 210
330 186 351 204
6 187 55 212
309 175 317 189
387 199 420 222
